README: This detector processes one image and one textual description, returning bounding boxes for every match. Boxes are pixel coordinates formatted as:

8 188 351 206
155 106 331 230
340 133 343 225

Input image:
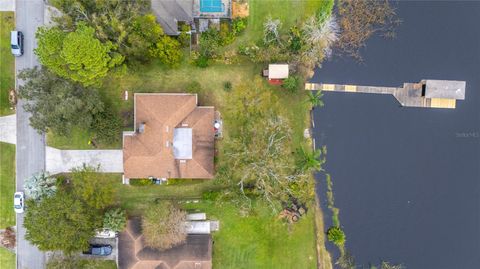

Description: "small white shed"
268 64 289 80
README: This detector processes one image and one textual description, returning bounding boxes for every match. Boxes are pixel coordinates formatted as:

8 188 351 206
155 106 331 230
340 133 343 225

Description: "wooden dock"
305 80 464 109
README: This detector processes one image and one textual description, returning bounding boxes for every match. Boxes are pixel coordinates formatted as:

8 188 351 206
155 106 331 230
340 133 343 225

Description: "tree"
221 79 314 211
150 36 182 66
142 201 187 250
306 90 324 108
263 17 282 45
337 251 356 269
103 208 126 232
35 23 124 86
337 0 400 60
327 226 346 247
296 146 326 172
18 67 104 135
282 76 300 92
50 0 165 64
24 172 57 201
299 14 339 78
24 192 99 253
90 108 122 145
71 165 115 210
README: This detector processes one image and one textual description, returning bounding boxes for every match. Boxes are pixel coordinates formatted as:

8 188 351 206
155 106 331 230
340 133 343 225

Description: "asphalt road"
15 0 46 268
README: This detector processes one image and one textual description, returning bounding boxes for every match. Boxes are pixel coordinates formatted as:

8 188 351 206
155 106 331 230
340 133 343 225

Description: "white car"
14 192 24 214
95 229 117 238
10 31 24 57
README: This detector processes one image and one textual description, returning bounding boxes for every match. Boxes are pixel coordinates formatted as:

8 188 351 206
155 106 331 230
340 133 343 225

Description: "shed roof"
424 79 466 100
268 64 289 79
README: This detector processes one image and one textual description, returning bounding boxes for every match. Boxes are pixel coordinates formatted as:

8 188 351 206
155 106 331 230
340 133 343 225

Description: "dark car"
83 244 112 256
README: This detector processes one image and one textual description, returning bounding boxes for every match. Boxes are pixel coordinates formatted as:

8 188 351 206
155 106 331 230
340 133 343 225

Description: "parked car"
83 244 112 256
95 229 118 238
13 192 24 213
11 31 24 57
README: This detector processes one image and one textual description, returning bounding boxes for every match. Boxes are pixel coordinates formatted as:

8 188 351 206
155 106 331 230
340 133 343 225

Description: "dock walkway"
305 79 465 109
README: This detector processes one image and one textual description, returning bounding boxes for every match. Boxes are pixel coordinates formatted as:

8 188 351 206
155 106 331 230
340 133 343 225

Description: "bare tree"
263 17 282 45
336 0 400 60
142 201 187 251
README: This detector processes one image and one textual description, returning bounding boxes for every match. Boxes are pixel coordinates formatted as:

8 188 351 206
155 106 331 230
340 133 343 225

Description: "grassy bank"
0 12 15 116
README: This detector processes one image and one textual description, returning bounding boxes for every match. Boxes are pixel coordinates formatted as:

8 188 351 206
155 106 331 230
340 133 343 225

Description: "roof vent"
138 122 145 134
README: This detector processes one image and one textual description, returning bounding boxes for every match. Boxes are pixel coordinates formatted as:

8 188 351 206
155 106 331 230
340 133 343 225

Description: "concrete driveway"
46 147 123 174
0 114 123 174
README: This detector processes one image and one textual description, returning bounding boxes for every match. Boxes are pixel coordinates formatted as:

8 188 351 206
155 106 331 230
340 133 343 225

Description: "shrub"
195 55 209 68
129 178 153 186
232 18 247 35
327 226 346 246
282 76 299 92
202 191 220 201
24 172 57 201
223 81 232 92
91 108 122 145
186 81 202 93
178 24 191 47
103 208 126 232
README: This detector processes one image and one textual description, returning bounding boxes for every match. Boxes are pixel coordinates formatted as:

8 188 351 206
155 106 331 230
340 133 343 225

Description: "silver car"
14 192 24 214
11 31 24 57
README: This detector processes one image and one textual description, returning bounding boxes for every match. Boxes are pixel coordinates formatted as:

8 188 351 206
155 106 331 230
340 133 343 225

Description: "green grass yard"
0 12 15 116
185 200 318 269
0 142 15 228
0 247 15 269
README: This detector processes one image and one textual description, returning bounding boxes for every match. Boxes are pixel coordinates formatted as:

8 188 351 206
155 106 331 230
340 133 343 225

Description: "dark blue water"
312 1 480 268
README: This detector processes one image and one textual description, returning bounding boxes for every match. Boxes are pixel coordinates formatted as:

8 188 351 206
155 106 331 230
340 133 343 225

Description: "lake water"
312 1 480 268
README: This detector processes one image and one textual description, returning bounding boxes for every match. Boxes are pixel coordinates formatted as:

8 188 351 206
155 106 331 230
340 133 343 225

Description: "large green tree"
24 192 99 253
150 36 182 66
35 23 123 86
71 165 116 210
51 0 166 64
142 201 187 251
18 67 104 135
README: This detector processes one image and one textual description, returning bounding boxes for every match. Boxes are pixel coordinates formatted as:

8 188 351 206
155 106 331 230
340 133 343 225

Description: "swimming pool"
200 0 224 13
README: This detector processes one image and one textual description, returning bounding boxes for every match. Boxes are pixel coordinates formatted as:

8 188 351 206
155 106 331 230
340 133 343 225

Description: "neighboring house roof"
151 0 194 35
119 218 212 269
123 93 215 179
423 79 466 100
268 64 289 80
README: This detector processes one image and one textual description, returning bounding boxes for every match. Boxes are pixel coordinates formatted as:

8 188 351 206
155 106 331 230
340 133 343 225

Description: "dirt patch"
232 1 249 18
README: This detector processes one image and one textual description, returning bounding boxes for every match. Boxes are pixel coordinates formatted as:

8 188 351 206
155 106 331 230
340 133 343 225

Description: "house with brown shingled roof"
123 93 215 180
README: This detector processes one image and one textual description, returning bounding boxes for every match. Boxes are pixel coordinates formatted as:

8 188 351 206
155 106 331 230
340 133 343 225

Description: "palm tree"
306 90 324 109
297 146 325 172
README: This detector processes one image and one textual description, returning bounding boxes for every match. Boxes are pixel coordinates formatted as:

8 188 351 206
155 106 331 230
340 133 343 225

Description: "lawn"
0 142 15 228
185 199 317 269
240 0 329 43
0 12 15 116
0 247 15 269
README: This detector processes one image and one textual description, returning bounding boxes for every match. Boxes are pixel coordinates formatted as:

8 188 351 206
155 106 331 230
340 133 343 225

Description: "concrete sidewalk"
0 114 124 174
0 114 16 144
0 0 15 11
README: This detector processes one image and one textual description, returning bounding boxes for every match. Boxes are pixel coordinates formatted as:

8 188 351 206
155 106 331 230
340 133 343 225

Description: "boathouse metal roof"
424 80 466 100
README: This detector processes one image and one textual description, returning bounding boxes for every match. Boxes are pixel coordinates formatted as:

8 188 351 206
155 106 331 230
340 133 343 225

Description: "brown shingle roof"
123 94 214 179
119 218 212 269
